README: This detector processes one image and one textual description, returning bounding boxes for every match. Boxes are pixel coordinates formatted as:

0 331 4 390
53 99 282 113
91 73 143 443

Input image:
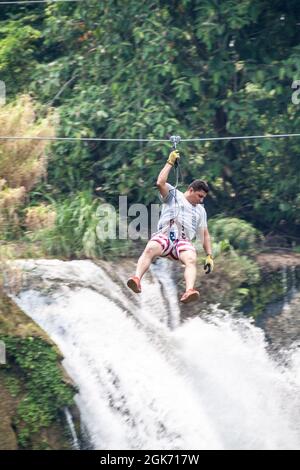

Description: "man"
127 149 214 303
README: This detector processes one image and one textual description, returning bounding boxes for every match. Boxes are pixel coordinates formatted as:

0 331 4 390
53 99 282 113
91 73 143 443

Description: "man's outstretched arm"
156 150 180 198
203 227 212 256
203 227 214 274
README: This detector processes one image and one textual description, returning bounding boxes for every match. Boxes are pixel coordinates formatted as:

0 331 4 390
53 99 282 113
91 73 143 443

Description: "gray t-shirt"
156 183 207 241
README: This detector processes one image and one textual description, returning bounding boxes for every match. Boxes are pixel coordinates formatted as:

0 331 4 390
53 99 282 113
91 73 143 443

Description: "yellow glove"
167 150 180 166
204 255 214 274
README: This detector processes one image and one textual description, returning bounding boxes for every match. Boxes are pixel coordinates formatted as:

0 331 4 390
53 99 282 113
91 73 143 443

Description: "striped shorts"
150 233 196 261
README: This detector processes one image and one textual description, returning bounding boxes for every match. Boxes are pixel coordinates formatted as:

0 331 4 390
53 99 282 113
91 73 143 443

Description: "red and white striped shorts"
150 233 196 261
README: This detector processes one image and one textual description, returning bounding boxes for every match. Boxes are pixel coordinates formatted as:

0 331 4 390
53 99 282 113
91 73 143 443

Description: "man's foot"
180 288 200 304
127 276 142 294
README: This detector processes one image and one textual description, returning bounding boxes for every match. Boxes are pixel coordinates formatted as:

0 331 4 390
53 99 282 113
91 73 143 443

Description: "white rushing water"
7 259 300 450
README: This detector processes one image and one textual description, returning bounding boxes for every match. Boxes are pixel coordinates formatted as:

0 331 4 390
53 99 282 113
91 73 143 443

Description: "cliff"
0 291 79 450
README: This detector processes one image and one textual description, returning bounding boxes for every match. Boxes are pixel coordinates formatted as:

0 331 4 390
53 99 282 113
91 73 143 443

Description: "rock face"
256 253 300 269
0 291 79 450
1 252 299 449
257 292 300 351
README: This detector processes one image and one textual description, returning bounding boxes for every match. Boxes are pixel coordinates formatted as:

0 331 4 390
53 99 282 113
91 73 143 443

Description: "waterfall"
6 259 300 450
64 407 80 450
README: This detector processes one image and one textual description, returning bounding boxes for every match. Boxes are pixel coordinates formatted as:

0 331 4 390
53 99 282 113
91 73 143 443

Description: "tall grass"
0 97 131 261
33 190 133 260
0 95 55 240
0 95 55 190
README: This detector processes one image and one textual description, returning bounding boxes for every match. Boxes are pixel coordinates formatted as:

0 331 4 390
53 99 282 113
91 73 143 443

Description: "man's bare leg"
178 250 200 303
136 241 163 280
127 241 164 293
179 250 197 290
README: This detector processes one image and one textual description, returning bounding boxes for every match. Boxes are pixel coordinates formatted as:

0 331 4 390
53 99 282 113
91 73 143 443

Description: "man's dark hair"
188 179 209 193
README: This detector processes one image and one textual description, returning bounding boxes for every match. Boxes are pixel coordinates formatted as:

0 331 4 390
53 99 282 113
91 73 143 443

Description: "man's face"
189 189 207 205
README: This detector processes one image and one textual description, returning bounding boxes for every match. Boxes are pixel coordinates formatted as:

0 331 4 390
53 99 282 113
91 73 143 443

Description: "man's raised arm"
156 150 180 198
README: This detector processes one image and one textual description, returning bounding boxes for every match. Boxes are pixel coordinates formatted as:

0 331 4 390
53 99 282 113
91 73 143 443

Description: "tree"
1 0 299 239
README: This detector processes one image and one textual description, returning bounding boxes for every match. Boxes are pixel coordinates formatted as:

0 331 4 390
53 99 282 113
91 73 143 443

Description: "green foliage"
221 250 261 287
32 190 133 259
196 249 261 309
227 252 261 309
210 217 264 252
210 238 232 258
4 375 21 398
0 335 75 449
1 0 299 241
0 96 55 242
0 19 41 97
241 269 291 318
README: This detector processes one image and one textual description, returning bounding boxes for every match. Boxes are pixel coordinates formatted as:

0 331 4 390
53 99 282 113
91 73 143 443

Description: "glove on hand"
204 255 214 274
167 150 180 166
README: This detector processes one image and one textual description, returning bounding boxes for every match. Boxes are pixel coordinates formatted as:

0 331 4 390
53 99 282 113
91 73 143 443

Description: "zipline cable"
0 136 170 142
1 133 300 143
180 133 300 142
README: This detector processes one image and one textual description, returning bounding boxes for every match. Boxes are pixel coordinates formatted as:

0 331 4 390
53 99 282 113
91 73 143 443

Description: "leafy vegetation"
210 216 264 253
0 4 299 450
0 96 55 240
0 1 299 250
0 335 75 449
31 189 133 259
194 215 261 309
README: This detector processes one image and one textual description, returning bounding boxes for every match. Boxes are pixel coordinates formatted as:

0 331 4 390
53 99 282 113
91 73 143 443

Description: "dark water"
253 266 300 350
